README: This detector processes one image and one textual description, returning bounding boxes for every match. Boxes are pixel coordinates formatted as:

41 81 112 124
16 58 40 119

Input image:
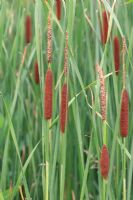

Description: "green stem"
123 138 126 200
103 180 106 200
103 121 107 145
45 121 50 200
103 121 107 200
60 133 67 200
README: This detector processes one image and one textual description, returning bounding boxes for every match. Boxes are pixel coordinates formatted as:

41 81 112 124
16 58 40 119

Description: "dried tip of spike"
122 37 127 54
60 83 68 133
56 0 61 21
25 15 32 44
47 13 52 63
120 89 129 137
96 64 106 121
64 32 68 76
100 144 109 179
113 36 120 75
44 68 53 120
34 61 40 84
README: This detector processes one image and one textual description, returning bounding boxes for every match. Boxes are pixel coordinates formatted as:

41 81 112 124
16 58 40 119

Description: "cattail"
120 89 129 137
100 145 109 179
47 13 52 63
44 68 53 120
101 11 108 44
96 64 106 121
56 0 61 20
34 61 40 84
60 83 68 133
64 32 68 76
113 36 120 75
25 15 32 44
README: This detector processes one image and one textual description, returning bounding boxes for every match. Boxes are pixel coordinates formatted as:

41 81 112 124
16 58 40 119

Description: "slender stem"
103 121 107 145
45 121 50 200
60 133 67 200
116 140 119 198
123 138 126 200
103 179 106 200
102 120 107 200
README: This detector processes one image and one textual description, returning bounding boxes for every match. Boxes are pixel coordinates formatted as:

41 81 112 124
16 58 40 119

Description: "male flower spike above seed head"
44 68 53 120
47 13 52 64
100 145 109 179
25 15 32 44
120 89 129 137
96 64 106 121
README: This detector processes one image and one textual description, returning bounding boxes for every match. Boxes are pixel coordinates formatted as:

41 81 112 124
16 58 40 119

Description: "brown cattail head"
34 61 40 84
64 32 68 76
113 36 120 75
56 0 61 20
44 67 53 120
100 144 109 179
47 13 52 63
96 64 106 121
120 89 129 137
25 15 32 44
60 83 68 133
101 11 108 44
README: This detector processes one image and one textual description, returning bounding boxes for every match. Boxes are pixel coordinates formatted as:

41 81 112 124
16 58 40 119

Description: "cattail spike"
96 64 106 121
60 83 68 133
64 32 68 76
100 145 109 179
120 89 129 137
113 36 120 75
47 13 52 63
102 11 108 44
34 61 40 84
25 15 32 44
56 0 61 20
44 68 53 120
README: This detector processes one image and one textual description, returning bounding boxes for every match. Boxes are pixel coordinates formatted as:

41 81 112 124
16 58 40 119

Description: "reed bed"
0 0 133 199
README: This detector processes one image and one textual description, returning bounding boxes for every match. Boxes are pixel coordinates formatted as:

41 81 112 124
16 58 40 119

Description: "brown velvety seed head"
100 145 109 179
56 0 61 21
60 83 68 133
113 36 120 75
120 89 129 137
102 11 108 44
34 61 39 84
44 68 53 120
25 15 32 44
